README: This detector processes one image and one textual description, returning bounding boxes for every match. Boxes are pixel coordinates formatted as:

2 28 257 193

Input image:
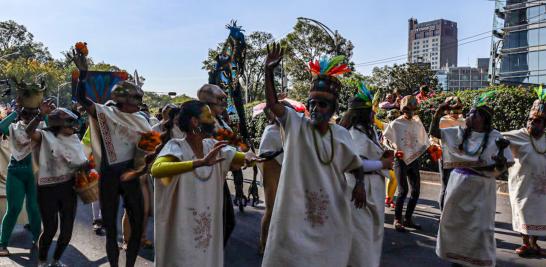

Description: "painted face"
308 97 334 126
527 114 546 138
465 108 485 130
198 106 216 136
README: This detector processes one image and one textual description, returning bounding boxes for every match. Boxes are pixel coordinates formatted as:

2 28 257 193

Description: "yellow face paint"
199 106 216 125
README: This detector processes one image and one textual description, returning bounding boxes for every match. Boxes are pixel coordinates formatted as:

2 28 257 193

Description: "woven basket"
18 90 44 109
76 180 99 204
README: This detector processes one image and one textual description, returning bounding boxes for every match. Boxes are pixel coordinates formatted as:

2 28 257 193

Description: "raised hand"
39 99 56 116
196 141 229 167
67 47 88 72
265 42 284 71
243 151 265 166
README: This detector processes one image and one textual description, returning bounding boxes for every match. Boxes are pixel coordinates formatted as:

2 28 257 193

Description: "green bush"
244 102 269 149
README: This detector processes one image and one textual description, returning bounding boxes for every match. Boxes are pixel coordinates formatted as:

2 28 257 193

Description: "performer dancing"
150 100 260 267
429 96 466 210
431 91 514 267
26 106 87 267
197 84 236 245
383 95 430 231
70 46 150 267
261 43 366 267
503 87 546 256
0 105 42 256
340 85 394 267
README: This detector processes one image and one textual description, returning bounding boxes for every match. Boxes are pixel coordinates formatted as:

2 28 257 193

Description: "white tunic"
259 124 284 165
154 138 236 267
8 121 44 161
346 127 386 267
436 127 514 267
382 116 430 164
262 108 362 267
88 104 151 168
503 128 546 236
35 131 87 186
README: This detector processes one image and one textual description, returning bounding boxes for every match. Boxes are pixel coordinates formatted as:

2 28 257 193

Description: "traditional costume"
33 108 87 265
503 88 546 237
345 84 386 267
383 95 430 226
153 138 237 267
0 110 42 252
77 71 151 267
257 123 284 253
436 91 514 267
262 56 363 267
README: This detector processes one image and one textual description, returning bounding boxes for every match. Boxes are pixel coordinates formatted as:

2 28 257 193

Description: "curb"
420 171 508 194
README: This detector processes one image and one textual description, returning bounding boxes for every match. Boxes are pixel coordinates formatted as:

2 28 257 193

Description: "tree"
281 20 355 101
0 20 52 62
338 72 369 115
142 91 193 114
367 63 439 98
202 31 274 103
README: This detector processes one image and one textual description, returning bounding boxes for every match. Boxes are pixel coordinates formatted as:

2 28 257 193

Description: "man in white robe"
261 43 365 267
503 92 546 256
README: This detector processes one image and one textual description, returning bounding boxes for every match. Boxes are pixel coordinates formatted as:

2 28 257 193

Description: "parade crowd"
0 41 544 267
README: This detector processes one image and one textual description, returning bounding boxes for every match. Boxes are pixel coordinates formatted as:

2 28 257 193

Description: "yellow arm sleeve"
232 152 246 166
151 156 194 178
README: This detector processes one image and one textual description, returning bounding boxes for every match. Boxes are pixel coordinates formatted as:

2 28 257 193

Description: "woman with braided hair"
340 84 394 267
431 91 514 267
150 100 261 267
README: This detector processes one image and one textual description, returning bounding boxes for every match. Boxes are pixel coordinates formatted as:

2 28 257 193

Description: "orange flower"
395 151 404 159
75 42 88 56
138 131 162 152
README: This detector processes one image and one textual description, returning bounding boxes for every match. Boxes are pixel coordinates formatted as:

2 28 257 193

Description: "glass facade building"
496 0 546 85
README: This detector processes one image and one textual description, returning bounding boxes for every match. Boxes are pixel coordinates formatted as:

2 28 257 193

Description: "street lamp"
297 17 340 55
56 82 71 106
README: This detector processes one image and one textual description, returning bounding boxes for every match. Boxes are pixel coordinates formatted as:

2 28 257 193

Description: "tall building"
408 18 458 70
493 0 546 85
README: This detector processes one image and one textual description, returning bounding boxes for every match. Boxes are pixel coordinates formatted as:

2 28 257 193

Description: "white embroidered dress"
262 108 362 267
436 127 514 267
382 115 430 164
346 127 386 267
503 128 546 236
154 138 236 267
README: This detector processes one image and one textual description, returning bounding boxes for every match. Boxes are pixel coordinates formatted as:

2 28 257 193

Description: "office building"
493 0 546 84
408 18 458 70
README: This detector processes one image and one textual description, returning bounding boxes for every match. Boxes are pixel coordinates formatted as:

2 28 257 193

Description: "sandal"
394 220 406 232
515 244 536 257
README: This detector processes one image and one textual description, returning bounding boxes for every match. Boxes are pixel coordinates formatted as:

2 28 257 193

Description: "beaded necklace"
312 126 334 165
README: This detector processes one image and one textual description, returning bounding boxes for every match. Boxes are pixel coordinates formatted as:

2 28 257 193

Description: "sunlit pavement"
0 174 544 266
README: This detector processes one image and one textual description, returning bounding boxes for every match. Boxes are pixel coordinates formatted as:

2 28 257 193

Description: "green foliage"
368 63 439 98
0 20 52 62
143 92 193 114
417 85 535 132
244 101 269 149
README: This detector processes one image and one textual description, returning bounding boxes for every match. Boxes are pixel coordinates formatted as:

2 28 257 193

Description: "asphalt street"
0 178 544 266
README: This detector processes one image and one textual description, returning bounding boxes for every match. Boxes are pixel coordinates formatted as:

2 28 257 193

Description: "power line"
354 33 494 67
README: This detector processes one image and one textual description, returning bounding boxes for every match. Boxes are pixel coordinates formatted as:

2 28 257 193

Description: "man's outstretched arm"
264 42 285 119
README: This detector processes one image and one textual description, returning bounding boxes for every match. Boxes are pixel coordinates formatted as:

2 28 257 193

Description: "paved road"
0 179 544 266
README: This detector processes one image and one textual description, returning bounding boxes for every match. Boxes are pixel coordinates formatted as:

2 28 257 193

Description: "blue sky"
1 0 495 97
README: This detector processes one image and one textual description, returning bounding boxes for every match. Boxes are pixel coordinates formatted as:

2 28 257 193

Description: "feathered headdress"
531 84 546 118
350 82 374 110
473 90 496 115
308 55 350 98
308 55 350 77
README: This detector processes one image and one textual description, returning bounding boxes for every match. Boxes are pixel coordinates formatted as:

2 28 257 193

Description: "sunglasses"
308 99 331 109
